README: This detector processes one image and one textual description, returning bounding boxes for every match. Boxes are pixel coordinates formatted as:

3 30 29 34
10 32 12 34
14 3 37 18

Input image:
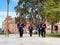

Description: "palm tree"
6 0 10 37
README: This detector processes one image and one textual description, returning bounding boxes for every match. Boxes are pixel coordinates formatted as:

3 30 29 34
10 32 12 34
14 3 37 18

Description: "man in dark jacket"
41 22 46 37
28 21 33 37
37 22 42 37
17 19 25 37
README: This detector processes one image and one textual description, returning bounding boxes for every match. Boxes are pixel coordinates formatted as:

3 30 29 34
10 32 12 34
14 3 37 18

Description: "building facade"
3 16 18 33
3 16 60 33
46 21 60 33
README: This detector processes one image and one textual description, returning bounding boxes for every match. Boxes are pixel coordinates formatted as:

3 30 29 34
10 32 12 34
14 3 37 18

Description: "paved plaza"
0 34 60 45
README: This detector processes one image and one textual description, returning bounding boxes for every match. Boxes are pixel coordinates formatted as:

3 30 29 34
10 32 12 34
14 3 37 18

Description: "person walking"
28 22 33 37
37 22 42 37
41 22 46 37
17 19 25 37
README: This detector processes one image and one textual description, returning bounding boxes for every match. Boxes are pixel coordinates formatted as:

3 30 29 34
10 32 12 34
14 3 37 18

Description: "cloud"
0 11 17 28
0 18 4 28
0 11 16 17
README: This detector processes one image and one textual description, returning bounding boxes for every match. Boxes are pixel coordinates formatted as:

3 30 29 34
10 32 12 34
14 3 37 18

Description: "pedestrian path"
0 34 60 45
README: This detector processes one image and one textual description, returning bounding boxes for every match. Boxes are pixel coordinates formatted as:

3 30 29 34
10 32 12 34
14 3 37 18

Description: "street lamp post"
6 0 10 37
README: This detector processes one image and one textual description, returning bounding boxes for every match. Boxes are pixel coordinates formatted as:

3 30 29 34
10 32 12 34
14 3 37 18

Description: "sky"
0 0 18 28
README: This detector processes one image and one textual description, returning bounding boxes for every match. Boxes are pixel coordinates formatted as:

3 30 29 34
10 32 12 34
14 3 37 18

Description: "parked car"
0 29 4 34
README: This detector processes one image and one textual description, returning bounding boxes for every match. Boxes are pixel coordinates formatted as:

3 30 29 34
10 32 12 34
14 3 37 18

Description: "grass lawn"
47 33 60 38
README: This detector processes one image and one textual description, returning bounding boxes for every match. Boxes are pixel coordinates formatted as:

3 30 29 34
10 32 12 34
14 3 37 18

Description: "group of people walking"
37 21 46 37
17 19 46 38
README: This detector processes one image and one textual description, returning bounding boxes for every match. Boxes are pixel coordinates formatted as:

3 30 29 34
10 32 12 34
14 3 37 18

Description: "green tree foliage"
14 0 60 33
40 0 60 33
14 0 40 24
14 0 31 23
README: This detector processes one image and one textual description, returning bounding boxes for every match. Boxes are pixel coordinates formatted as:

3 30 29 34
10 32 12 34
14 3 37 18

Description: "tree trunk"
51 24 54 33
